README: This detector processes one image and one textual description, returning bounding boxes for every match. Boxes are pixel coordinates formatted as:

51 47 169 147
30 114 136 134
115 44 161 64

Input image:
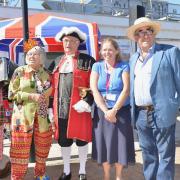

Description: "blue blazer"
130 43 180 128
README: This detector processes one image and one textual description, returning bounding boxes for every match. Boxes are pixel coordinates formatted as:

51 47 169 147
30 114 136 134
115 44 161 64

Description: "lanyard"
106 73 111 91
105 62 115 92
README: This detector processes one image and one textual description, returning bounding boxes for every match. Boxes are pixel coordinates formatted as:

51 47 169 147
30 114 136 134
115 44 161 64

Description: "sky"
12 0 180 9
167 0 180 4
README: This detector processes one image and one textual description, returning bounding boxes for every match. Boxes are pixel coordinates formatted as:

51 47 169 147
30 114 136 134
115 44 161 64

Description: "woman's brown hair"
99 38 122 62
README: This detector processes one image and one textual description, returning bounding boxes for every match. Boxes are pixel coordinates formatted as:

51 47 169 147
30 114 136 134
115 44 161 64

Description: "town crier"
49 26 95 180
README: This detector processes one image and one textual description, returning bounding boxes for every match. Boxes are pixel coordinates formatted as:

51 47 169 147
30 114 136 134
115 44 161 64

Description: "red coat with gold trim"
51 52 95 142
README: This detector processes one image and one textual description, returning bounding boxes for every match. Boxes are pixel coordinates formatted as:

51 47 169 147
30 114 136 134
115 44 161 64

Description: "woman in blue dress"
90 38 135 180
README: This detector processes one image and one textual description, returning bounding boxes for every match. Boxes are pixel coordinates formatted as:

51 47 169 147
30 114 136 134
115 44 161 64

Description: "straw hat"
127 17 161 40
55 26 86 43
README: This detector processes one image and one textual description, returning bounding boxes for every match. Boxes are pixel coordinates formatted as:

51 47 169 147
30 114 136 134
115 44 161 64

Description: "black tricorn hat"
55 26 86 43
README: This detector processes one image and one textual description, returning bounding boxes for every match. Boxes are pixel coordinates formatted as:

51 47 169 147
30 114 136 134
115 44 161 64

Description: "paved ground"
2 117 180 180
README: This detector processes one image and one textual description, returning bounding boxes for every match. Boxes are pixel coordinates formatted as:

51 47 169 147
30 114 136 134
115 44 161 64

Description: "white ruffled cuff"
73 100 91 113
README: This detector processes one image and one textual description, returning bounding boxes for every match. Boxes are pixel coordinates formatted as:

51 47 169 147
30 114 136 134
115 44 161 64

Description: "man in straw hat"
127 17 180 180
49 26 95 180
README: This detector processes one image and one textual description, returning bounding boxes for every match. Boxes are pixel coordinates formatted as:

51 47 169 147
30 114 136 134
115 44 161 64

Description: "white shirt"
134 46 154 106
59 55 74 73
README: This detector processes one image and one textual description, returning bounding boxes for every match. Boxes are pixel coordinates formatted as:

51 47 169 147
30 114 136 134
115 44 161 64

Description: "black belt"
136 105 154 111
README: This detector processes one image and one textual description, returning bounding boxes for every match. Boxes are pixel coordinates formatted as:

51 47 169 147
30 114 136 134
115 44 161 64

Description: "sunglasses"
135 28 154 37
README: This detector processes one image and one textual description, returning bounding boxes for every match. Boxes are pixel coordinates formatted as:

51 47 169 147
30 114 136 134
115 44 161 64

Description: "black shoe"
79 174 87 180
58 172 72 180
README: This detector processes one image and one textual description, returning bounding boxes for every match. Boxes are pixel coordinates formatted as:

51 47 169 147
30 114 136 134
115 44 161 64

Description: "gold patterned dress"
8 65 53 180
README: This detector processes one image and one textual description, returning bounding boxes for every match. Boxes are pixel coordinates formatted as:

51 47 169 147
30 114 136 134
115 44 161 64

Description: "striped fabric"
34 119 52 178
10 116 52 180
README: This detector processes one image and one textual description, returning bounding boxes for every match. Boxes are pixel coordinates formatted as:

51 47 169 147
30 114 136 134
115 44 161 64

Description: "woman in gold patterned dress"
8 45 53 180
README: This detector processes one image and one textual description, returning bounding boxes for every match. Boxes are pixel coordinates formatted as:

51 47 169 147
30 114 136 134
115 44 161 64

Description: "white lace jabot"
59 54 75 73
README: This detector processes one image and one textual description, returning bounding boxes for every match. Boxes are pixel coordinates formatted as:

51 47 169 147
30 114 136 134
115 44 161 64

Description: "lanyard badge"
104 63 116 101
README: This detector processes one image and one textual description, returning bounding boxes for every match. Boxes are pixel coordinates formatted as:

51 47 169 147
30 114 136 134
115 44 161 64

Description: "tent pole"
22 0 29 42
21 0 29 66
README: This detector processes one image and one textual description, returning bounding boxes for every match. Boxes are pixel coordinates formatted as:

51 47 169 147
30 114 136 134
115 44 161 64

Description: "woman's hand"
104 109 117 123
29 93 43 102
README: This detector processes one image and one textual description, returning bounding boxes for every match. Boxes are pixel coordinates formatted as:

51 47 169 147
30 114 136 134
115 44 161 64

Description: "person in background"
127 17 180 180
8 43 53 180
50 27 95 180
90 38 135 180
0 57 18 178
